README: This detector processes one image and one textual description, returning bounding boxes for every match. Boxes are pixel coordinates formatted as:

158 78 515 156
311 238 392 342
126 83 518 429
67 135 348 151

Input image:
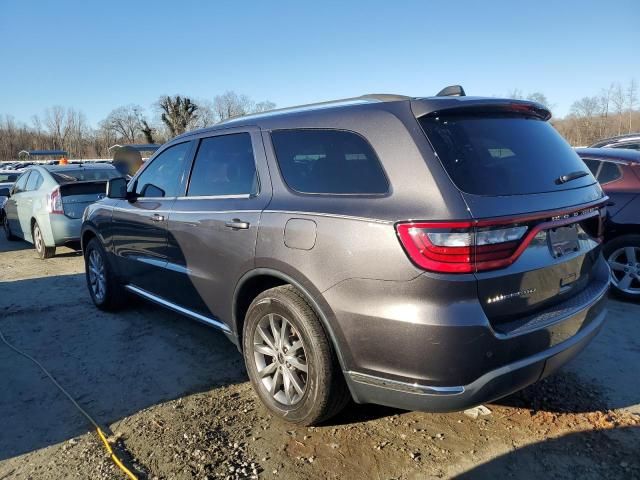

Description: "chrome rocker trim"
124 284 232 334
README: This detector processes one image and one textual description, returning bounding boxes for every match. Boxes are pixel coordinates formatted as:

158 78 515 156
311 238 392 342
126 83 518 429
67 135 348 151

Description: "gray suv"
82 88 610 425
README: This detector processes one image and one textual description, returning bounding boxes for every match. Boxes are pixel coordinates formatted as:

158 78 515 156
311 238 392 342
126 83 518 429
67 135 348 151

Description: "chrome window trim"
175 194 252 201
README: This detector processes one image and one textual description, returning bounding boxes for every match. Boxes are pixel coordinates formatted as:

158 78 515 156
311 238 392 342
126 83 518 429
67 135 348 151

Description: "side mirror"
140 183 165 198
106 177 128 199
0 187 10 197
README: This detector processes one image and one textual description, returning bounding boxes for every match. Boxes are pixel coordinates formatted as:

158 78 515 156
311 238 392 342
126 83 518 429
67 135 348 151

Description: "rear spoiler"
411 97 551 121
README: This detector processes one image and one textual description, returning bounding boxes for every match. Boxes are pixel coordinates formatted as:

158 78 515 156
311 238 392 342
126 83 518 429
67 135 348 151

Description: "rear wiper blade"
555 170 589 184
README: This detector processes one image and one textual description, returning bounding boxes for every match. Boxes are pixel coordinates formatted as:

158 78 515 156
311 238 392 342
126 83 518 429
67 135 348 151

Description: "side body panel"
164 128 272 326
111 197 176 296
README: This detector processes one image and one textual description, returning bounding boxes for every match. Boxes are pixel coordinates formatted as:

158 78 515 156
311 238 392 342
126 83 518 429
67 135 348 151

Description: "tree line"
1 81 638 161
552 80 639 146
0 91 275 160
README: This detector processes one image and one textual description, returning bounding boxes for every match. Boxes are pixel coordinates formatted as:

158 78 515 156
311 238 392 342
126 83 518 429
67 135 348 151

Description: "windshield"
419 113 595 195
50 167 121 184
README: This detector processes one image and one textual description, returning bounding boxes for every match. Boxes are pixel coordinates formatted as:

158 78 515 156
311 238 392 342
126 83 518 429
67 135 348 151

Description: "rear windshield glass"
51 167 121 184
271 129 389 194
0 173 18 182
419 114 595 195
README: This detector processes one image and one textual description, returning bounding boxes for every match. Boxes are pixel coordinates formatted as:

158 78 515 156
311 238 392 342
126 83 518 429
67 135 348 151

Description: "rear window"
271 129 389 194
51 167 121 184
419 114 595 195
0 173 18 182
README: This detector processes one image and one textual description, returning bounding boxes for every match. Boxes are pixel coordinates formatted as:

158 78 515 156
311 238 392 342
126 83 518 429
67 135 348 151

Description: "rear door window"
597 162 622 184
25 171 43 191
419 114 596 195
612 143 640 151
12 172 30 193
270 129 389 194
187 133 257 197
583 159 600 176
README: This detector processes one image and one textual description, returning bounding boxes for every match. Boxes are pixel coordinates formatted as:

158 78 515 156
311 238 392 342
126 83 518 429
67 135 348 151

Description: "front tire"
84 237 125 311
33 222 55 259
604 235 640 301
243 285 350 425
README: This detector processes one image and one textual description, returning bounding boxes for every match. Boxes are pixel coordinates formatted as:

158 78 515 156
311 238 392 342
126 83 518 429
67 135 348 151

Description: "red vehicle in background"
577 148 640 300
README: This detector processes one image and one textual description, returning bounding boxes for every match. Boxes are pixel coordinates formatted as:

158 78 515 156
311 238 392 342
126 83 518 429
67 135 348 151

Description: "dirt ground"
0 235 638 480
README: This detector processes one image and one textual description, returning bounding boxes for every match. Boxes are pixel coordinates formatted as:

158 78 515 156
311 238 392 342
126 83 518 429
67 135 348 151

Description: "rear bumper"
345 292 606 411
324 256 610 412
43 214 81 246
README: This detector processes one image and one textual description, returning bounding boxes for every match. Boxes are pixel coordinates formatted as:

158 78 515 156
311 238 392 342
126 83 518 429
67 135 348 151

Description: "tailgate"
59 181 107 219
417 109 607 328
468 192 607 328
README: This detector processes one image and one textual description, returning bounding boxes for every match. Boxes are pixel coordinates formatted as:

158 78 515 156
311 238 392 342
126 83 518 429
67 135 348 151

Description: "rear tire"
3 215 18 241
84 237 126 311
33 222 55 259
243 285 350 426
604 235 640 301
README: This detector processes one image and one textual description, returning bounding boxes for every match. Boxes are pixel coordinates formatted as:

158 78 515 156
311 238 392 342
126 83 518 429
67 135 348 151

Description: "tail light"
396 201 606 274
48 187 63 214
396 222 527 273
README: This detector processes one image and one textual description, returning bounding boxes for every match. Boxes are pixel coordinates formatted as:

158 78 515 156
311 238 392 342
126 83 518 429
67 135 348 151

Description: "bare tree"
526 92 550 109
158 95 199 136
190 100 217 128
254 101 276 113
140 119 156 144
626 79 638 133
103 105 146 143
213 91 253 122
507 88 524 100
212 91 277 122
569 96 601 145
44 106 70 149
611 82 626 135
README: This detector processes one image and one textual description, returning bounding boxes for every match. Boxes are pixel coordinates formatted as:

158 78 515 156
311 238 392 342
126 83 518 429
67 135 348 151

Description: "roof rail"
218 93 411 125
436 85 466 97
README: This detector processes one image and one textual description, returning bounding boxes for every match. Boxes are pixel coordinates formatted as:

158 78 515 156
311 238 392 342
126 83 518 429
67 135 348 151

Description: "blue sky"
1 0 638 126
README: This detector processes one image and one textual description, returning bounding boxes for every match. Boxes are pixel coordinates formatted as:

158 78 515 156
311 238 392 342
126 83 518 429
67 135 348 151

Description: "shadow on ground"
0 273 246 461
455 426 639 479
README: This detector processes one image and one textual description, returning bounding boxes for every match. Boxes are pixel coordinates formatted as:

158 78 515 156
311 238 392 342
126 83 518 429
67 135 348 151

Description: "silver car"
2 164 121 258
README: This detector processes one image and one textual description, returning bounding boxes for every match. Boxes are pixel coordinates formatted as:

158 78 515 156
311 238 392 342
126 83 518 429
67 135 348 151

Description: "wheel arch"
232 268 348 370
81 225 99 252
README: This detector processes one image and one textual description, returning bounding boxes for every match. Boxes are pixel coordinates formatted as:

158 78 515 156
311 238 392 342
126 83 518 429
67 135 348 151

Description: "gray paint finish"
82 93 610 413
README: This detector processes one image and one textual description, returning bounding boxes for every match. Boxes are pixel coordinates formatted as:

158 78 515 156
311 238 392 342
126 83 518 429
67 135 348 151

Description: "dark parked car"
82 88 609 425
577 148 640 300
0 171 20 223
590 133 640 151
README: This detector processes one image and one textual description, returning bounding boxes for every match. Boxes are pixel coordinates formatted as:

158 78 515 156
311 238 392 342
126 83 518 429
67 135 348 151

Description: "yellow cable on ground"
97 427 139 480
0 325 139 480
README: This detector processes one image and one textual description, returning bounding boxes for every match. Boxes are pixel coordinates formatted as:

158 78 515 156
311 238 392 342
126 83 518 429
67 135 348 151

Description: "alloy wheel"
608 246 640 296
88 249 107 302
34 225 43 253
253 313 308 406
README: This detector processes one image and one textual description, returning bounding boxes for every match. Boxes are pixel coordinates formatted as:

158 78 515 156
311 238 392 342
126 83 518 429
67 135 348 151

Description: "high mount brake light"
48 187 63 214
396 222 529 273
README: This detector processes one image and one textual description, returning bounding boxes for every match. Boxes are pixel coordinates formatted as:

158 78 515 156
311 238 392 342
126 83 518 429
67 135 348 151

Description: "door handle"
150 214 165 222
225 219 250 230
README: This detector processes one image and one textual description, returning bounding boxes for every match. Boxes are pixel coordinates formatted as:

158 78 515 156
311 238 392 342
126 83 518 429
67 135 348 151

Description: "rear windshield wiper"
555 170 589 184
